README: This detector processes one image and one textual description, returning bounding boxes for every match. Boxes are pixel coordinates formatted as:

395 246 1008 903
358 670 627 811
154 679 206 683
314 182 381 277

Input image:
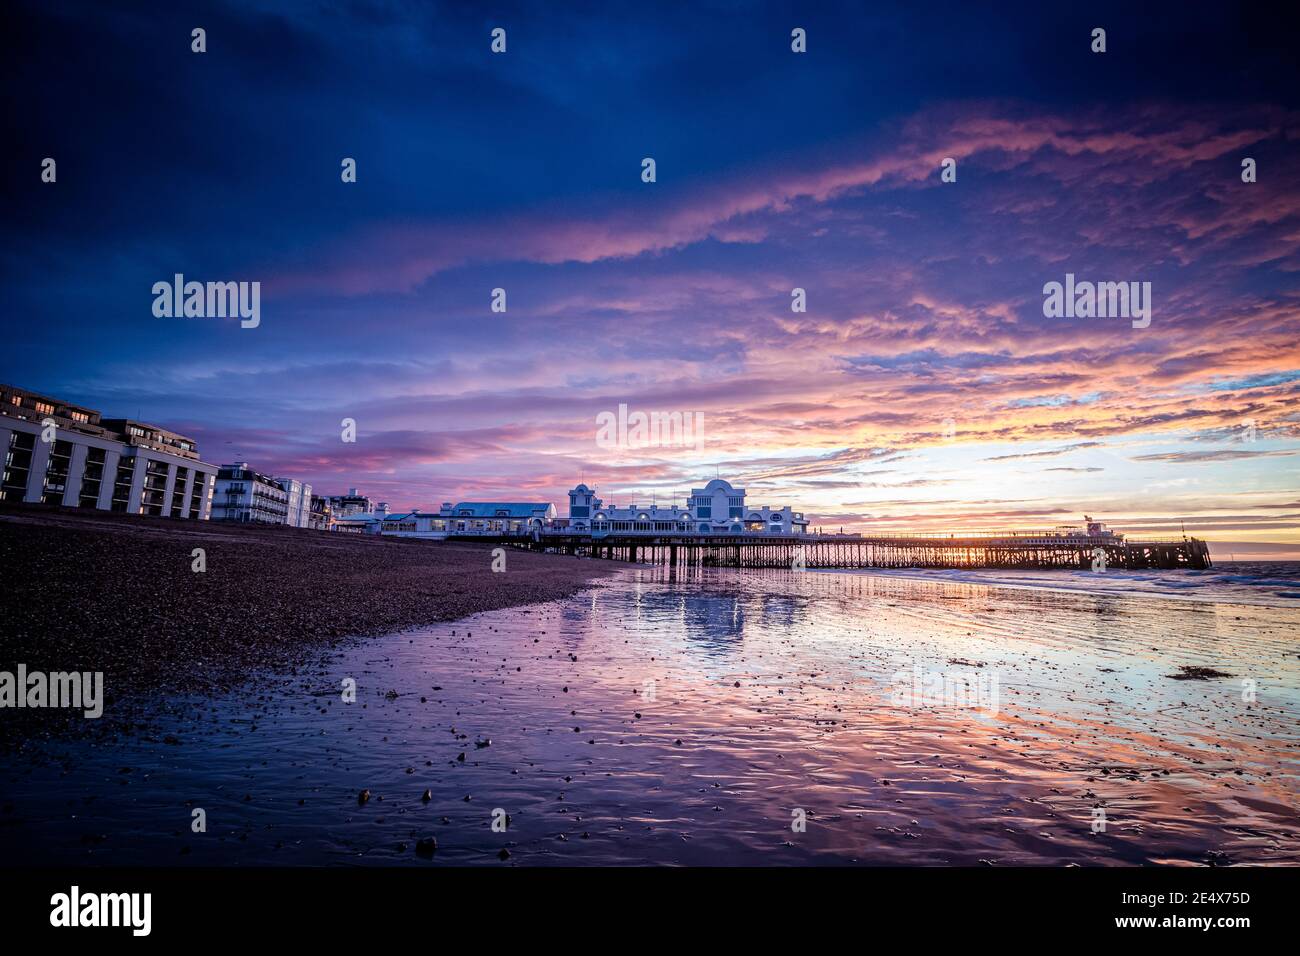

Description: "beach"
0 506 614 738
2 556 1296 866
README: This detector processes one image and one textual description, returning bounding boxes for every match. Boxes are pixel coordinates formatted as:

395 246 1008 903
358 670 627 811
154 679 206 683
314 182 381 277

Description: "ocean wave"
818 562 1300 608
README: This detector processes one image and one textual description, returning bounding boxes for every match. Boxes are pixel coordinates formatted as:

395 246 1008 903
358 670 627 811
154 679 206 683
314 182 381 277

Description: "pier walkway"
457 530 1213 570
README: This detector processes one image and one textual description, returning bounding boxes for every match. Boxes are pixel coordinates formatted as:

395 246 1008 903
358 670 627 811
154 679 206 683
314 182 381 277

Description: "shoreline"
0 506 616 738
812 563 1300 609
5 562 1295 865
5 504 1294 746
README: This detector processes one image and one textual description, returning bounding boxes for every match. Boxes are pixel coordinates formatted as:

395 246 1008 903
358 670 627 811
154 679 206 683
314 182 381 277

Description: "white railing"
441 524 1197 546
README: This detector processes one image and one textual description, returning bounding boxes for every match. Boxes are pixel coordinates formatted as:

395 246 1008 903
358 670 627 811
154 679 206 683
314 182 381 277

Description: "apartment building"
0 383 217 518
210 462 289 524
308 494 332 531
327 488 372 518
279 476 313 528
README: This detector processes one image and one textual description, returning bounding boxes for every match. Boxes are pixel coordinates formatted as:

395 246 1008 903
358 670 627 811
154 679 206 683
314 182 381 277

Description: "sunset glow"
6 2 1298 555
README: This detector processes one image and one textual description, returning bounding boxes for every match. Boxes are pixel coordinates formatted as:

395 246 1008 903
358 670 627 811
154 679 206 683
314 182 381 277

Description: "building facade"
308 494 333 531
211 462 289 524
359 479 805 540
562 478 807 536
0 383 217 519
279 477 312 528
209 463 317 527
328 488 372 518
333 501 390 533
372 502 555 537
437 501 556 534
337 479 804 540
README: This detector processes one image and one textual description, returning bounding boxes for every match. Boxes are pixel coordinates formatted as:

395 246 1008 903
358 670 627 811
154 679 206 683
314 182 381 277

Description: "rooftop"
445 502 553 518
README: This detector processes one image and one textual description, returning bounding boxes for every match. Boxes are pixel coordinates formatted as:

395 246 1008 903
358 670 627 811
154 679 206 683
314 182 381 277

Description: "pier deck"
458 531 1213 571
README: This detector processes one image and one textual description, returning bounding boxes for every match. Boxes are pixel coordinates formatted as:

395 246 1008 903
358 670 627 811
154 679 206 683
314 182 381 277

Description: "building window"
41 439 73 504
172 467 189 517
1 430 36 501
80 447 106 507
111 459 134 512
189 474 206 519
139 458 170 516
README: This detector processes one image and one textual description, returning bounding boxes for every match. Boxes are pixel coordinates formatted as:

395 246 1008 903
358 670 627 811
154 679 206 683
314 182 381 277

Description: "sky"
5 0 1299 556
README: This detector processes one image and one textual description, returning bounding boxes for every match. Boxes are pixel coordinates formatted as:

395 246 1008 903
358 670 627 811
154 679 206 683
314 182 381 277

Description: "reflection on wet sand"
3 566 1297 866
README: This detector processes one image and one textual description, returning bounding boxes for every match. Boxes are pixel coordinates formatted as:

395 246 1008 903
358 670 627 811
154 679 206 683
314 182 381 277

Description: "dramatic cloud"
3 1 1299 544
1131 450 1298 463
984 443 1105 462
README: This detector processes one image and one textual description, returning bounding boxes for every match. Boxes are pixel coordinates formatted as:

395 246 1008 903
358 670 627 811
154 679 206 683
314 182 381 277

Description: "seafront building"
308 494 332 531
208 462 317 527
328 488 372 518
0 383 218 519
437 501 557 533
1 388 805 542
280 477 312 528
333 501 391 534
371 479 804 539
211 462 288 524
556 479 807 535
378 501 557 537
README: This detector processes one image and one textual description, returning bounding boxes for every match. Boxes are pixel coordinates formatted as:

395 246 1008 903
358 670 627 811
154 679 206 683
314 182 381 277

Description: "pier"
473 531 1213 570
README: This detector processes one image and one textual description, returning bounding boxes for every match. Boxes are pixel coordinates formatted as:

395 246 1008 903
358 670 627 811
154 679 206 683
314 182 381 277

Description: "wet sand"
0 505 614 737
2 566 1296 865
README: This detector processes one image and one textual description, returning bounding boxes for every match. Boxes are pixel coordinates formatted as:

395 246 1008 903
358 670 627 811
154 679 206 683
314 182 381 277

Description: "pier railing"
534 527 1195 545
461 530 1213 571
